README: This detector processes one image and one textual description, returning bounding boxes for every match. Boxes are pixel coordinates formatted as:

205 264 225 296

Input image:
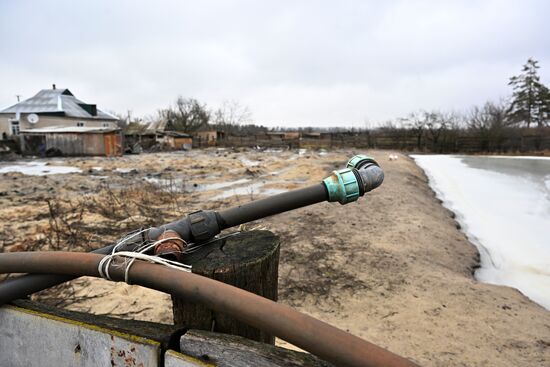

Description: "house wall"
0 115 12 137
0 113 118 137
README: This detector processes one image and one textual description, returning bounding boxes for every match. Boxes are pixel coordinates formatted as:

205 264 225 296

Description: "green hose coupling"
346 154 377 170
323 168 361 205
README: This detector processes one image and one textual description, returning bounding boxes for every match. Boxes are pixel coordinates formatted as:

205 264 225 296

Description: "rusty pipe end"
153 230 186 262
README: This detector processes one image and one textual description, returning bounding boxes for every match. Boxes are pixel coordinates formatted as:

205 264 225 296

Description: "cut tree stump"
172 230 280 344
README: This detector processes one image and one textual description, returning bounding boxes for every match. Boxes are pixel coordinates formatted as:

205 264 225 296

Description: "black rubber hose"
218 183 327 229
0 244 115 305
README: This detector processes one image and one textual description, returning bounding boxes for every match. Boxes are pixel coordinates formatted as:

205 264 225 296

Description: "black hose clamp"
187 210 221 243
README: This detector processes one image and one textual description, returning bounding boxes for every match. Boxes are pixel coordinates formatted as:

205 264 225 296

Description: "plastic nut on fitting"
346 154 378 170
323 168 361 205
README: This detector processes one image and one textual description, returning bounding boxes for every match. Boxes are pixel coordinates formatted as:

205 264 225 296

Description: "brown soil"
0 148 548 366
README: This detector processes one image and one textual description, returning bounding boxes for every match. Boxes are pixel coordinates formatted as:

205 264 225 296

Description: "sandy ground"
0 148 549 366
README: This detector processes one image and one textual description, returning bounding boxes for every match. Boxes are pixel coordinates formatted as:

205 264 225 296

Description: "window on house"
77 122 85 127
10 120 20 135
102 122 109 127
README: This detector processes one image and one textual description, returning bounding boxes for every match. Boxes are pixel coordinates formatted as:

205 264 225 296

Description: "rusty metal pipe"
0 252 417 367
153 230 186 262
0 244 115 305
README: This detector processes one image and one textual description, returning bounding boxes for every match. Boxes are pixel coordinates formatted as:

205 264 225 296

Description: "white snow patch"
114 168 136 173
412 155 550 310
209 182 289 201
210 182 265 200
261 187 289 196
143 177 252 193
264 148 284 153
239 158 261 167
200 178 251 191
0 162 82 176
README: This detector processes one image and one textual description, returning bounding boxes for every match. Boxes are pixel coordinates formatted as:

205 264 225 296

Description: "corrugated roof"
146 119 169 131
20 126 120 134
0 88 119 120
124 122 150 135
161 131 191 137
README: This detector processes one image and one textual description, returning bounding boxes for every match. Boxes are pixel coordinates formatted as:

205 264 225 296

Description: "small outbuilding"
20 126 122 157
156 131 192 150
123 119 193 151
194 130 225 146
302 132 322 139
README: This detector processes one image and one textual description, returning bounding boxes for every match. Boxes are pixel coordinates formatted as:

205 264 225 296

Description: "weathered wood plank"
0 303 160 367
179 329 334 367
12 299 179 342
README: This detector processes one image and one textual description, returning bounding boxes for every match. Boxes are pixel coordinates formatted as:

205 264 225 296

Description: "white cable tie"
98 255 114 281
97 251 191 284
124 258 136 284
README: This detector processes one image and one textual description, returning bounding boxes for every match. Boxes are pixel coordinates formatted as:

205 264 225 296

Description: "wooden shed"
194 130 225 146
20 126 122 157
158 131 193 150
268 132 300 140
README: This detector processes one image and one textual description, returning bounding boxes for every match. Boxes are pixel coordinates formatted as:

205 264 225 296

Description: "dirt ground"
0 148 548 366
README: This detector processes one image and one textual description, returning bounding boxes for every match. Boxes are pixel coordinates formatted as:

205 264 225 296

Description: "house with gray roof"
0 85 119 139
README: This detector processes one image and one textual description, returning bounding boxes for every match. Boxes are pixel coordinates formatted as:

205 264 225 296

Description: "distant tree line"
362 58 550 152
150 98 268 136
130 58 549 153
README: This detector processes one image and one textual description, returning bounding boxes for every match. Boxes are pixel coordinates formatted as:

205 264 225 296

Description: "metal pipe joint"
323 155 384 204
148 210 222 245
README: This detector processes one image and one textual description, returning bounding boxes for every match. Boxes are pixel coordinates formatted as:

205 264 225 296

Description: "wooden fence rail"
196 128 550 154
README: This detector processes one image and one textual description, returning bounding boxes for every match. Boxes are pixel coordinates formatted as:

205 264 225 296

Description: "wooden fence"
197 128 550 154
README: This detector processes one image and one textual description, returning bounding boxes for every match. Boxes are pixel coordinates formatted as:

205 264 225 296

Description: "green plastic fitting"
323 168 361 205
346 154 376 170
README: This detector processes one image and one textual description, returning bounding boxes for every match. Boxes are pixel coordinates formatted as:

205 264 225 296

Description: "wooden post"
172 230 280 344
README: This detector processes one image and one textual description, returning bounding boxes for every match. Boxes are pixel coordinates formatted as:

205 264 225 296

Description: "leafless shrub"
27 182 189 309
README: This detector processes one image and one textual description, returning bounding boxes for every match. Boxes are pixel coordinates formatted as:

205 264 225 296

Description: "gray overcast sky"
1 0 549 127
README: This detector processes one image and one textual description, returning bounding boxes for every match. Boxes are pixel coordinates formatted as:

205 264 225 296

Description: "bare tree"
467 101 510 151
159 97 210 132
424 111 452 149
403 111 427 149
213 100 253 135
467 101 509 131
